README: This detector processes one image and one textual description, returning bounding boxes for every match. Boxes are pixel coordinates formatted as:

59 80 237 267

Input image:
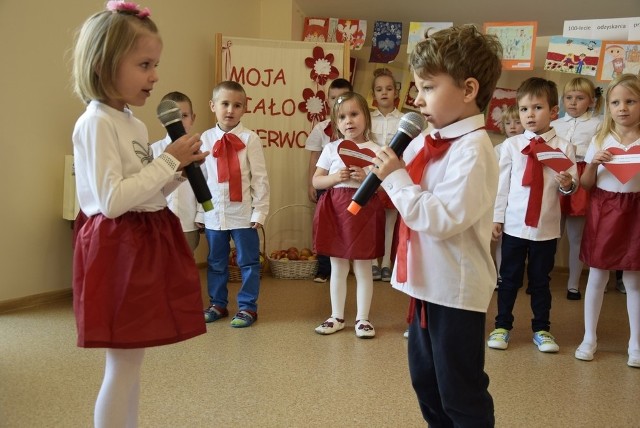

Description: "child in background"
152 91 202 252
370 68 403 282
71 4 207 426
372 25 501 425
551 77 603 300
493 105 525 288
313 91 385 338
489 77 578 353
305 78 353 283
575 74 640 368
198 81 270 328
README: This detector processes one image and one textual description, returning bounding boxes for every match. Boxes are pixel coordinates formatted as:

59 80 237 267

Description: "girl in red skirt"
551 77 603 300
576 74 640 368
312 92 385 338
71 3 207 425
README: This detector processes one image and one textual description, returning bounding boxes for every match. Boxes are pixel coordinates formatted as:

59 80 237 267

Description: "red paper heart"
337 140 376 168
603 146 640 184
532 142 574 173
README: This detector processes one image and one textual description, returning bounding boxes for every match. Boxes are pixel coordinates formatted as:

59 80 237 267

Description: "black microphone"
347 112 427 215
156 100 214 212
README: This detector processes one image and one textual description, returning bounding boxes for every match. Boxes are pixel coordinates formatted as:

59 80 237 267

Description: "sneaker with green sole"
230 310 257 328
204 305 228 323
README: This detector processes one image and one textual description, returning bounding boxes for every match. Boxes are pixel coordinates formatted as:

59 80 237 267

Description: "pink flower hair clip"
106 1 151 19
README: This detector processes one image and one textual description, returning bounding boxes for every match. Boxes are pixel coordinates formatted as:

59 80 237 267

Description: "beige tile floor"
1 269 638 427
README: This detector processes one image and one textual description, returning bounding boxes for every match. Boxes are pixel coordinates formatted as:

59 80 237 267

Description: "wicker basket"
228 227 266 282
266 204 319 280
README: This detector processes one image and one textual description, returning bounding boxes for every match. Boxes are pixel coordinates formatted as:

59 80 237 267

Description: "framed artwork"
544 36 601 76
596 40 640 81
485 87 518 133
484 21 538 70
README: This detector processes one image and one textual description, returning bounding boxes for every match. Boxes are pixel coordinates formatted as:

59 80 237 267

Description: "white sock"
353 259 374 321
329 257 349 320
94 348 145 428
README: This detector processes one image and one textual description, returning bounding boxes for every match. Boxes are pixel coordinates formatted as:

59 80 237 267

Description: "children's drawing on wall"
302 17 366 51
406 21 452 54
401 80 419 112
484 21 537 70
544 36 601 76
303 18 330 42
597 41 640 81
369 21 402 63
485 87 517 133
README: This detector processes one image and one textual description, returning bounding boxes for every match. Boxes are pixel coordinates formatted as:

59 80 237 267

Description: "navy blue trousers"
408 300 494 427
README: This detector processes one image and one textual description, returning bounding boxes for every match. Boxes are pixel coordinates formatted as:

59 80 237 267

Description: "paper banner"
563 17 639 41
369 21 402 63
603 147 640 184
544 36 600 76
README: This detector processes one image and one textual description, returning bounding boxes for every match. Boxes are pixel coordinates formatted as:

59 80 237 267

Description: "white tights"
581 268 640 353
565 216 586 291
330 257 374 321
94 348 145 428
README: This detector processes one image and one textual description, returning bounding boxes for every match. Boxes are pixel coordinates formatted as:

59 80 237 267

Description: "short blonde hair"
562 77 602 115
499 105 520 134
211 81 246 103
331 92 372 141
72 8 159 104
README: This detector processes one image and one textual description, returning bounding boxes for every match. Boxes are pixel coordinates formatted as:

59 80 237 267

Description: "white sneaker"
628 349 640 368
533 331 559 353
315 317 345 335
575 342 597 361
355 320 375 338
487 328 510 350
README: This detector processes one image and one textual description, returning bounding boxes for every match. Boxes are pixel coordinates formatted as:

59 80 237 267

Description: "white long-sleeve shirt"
493 129 577 241
196 123 270 229
72 101 184 218
551 112 602 160
371 108 403 147
381 114 498 313
304 119 332 152
151 135 199 232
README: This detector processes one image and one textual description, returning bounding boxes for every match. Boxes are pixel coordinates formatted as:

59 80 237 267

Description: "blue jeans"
496 233 557 332
205 228 260 312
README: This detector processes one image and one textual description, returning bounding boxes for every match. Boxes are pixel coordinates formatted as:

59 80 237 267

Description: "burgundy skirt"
313 187 385 260
73 209 206 348
580 188 640 270
560 161 589 216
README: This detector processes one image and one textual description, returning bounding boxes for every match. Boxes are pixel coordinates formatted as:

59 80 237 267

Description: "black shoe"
567 289 582 300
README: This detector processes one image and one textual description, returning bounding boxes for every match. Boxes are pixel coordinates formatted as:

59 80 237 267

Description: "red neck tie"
521 137 545 227
323 122 333 139
396 133 455 283
213 133 246 202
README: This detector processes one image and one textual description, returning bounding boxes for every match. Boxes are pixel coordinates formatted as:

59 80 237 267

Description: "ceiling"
294 0 640 41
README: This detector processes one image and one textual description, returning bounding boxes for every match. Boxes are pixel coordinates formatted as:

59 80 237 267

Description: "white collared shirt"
304 119 332 152
494 129 577 241
371 108 403 147
381 114 498 313
551 112 602 160
196 123 270 229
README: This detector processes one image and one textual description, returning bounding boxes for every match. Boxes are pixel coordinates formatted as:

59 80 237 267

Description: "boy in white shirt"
372 25 501 426
489 77 578 353
152 91 201 251
197 81 270 328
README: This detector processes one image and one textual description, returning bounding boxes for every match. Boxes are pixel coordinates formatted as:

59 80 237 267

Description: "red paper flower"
298 88 328 124
305 47 339 86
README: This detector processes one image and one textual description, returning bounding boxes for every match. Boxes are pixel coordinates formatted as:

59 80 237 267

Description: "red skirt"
560 161 589 216
313 187 385 260
73 209 206 348
580 188 640 270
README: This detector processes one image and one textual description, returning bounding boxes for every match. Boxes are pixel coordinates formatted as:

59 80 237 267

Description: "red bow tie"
213 133 246 202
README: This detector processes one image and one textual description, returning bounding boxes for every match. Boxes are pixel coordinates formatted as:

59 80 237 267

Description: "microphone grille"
398 112 427 139
156 99 182 126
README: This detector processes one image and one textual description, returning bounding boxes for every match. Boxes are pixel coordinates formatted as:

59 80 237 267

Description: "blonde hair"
331 92 373 141
211 80 246 103
594 73 640 148
499 105 520 134
562 77 603 116
409 24 502 110
72 8 159 104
